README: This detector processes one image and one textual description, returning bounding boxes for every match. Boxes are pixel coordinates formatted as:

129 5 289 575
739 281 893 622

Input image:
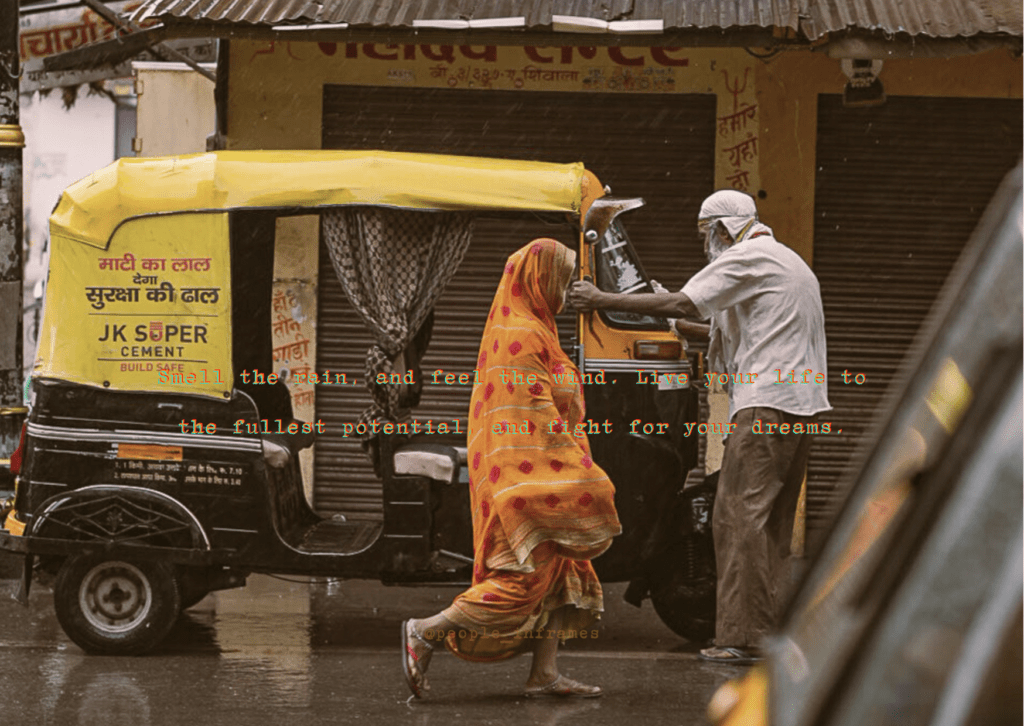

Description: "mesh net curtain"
321 207 473 466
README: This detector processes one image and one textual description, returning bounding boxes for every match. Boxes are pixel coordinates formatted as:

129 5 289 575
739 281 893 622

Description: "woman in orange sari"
401 238 621 699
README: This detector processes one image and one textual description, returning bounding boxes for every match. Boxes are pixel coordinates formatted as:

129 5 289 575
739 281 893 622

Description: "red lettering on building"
420 45 456 63
608 46 644 66
652 47 689 67
363 43 399 60
460 45 497 62
525 46 555 63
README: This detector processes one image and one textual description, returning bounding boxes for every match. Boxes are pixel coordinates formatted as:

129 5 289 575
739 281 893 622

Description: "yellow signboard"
35 212 233 399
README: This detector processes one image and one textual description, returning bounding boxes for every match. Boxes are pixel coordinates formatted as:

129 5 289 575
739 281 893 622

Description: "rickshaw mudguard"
26 484 212 550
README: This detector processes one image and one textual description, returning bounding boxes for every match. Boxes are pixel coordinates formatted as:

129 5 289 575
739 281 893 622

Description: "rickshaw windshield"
593 218 665 328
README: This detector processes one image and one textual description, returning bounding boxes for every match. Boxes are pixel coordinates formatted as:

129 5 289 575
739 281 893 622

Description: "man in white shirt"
568 190 831 664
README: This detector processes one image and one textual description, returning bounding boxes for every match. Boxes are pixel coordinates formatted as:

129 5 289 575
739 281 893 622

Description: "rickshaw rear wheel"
54 554 181 655
648 539 717 644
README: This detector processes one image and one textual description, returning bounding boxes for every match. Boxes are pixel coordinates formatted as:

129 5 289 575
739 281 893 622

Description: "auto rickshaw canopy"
51 150 587 249
36 150 589 399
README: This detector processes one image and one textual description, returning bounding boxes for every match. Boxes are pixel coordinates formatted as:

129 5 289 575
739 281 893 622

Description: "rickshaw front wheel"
54 554 181 655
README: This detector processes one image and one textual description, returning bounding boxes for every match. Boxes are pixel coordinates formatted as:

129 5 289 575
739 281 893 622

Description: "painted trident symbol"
722 68 750 112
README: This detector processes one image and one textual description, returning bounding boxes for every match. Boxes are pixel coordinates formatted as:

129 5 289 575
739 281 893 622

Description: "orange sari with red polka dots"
442 238 621 661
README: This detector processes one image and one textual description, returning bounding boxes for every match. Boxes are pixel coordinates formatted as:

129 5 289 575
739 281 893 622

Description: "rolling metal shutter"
315 85 716 519
808 94 1022 544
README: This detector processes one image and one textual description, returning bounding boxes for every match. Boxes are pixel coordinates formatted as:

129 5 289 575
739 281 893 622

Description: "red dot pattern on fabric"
578 492 594 507
482 593 502 602
550 460 563 471
473 401 483 418
478 352 487 368
509 341 522 355
481 500 490 518
511 282 522 297
582 454 593 469
474 565 485 582
501 305 510 316
545 494 560 508
513 497 526 510
519 460 533 474
538 349 549 363
527 420 537 434
484 382 495 400
473 451 481 470
528 382 542 396
531 243 543 254
505 262 514 274
552 420 564 433
489 466 500 483
489 309 495 320
553 363 565 374
506 381 514 394
493 339 499 353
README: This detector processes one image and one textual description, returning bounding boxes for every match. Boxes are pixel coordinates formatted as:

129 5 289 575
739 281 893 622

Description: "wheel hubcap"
79 561 153 633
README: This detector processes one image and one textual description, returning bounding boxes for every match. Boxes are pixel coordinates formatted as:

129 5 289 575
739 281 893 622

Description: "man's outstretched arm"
567 281 710 338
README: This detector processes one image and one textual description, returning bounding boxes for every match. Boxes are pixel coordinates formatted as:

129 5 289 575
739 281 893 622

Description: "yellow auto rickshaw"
0 150 714 654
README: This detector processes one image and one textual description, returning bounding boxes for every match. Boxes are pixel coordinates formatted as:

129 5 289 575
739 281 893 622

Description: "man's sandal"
698 646 764 666
401 620 434 698
524 675 603 698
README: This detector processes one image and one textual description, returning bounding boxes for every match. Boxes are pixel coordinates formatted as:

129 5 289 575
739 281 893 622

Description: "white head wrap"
698 190 772 244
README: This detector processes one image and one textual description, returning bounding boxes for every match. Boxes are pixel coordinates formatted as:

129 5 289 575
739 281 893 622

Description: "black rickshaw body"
0 150 709 654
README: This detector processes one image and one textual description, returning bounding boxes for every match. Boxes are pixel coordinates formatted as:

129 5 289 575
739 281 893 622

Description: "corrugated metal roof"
128 0 1022 38
132 0 802 31
801 0 1023 39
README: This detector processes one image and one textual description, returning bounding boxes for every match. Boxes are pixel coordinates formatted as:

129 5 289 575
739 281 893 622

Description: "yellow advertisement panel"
35 213 233 399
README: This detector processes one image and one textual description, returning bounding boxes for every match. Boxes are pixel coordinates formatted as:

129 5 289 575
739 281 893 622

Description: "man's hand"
567 280 604 311
568 280 705 326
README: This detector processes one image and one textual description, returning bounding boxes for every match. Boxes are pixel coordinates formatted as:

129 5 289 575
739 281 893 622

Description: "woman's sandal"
401 620 434 698
524 675 603 699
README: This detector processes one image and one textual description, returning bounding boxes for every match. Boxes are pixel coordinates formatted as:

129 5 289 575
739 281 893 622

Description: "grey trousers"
713 407 815 648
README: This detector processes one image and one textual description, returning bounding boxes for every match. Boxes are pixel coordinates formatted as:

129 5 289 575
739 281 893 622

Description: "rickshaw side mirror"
583 197 645 243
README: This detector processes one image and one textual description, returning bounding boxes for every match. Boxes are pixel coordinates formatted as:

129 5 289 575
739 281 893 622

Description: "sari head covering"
443 238 622 661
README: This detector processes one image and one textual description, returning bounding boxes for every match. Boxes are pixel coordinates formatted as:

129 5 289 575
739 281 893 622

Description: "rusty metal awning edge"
37 21 1023 76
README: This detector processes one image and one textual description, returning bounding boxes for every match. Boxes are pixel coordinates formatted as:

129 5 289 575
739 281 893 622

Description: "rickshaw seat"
393 443 462 485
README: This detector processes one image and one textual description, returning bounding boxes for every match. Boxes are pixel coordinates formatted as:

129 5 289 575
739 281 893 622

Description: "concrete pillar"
0 0 26 473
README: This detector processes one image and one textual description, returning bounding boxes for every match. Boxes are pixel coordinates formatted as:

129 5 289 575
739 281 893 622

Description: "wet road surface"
0 574 744 725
